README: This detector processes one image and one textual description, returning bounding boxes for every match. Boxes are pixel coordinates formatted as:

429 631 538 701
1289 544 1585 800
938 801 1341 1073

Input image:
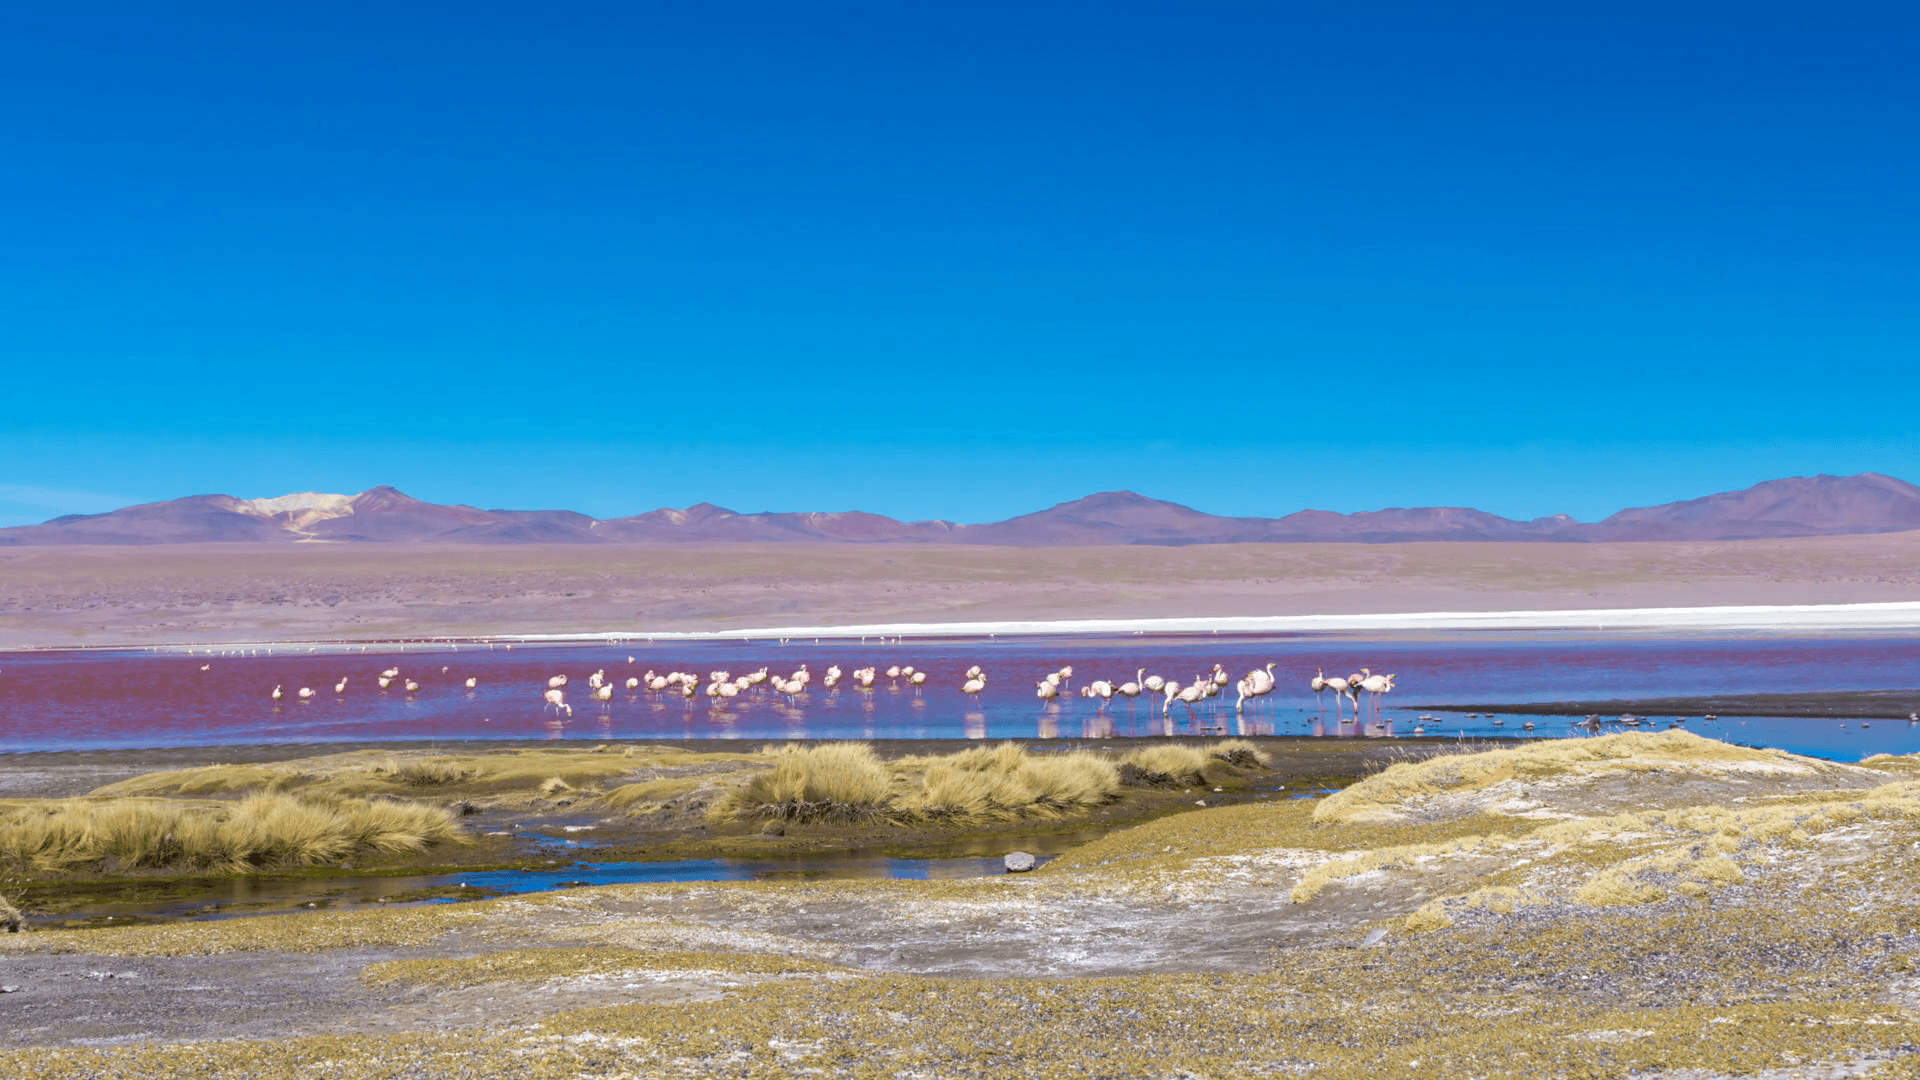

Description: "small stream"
25 831 1102 927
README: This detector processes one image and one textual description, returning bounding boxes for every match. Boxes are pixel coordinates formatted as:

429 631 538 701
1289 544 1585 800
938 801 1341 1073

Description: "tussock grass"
0 891 20 932
379 757 479 787
1118 740 1271 786
600 777 708 811
712 742 1122 825
92 746 756 804
903 742 1120 821
0 793 467 874
712 743 895 823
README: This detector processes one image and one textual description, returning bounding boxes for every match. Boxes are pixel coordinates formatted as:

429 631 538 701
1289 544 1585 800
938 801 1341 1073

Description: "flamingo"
962 675 987 701
1173 681 1206 724
543 687 571 716
647 675 668 691
1036 680 1059 704
1143 672 1166 696
966 664 983 680
404 680 420 693
909 670 927 691
547 674 567 690
1088 679 1116 711
1324 674 1353 721
271 685 284 701
464 676 477 690
1357 673 1395 720
336 678 350 694
1057 665 1074 692
593 683 613 703
1310 667 1328 711
298 686 315 701
625 676 640 691
378 675 393 690
1161 680 1182 716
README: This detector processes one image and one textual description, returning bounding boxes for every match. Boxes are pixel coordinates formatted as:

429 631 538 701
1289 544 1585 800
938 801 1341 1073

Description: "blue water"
2 631 1917 760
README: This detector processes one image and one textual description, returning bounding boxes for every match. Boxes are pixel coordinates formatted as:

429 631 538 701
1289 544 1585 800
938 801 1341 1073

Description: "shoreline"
8 600 1920 654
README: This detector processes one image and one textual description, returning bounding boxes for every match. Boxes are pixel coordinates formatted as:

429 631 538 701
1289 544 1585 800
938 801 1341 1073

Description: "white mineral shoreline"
555 600 1920 640
92 600 1920 654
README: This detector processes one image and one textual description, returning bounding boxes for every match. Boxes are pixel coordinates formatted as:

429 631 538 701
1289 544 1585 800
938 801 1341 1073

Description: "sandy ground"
5 533 1920 648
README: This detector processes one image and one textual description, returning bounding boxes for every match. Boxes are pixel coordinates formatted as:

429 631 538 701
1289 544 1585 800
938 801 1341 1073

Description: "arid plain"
7 532 1920 647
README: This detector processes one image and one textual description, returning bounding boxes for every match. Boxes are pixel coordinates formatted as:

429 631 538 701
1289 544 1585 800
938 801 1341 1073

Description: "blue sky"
3 2 1916 527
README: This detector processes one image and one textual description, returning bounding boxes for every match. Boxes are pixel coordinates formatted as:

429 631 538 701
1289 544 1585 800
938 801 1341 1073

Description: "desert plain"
5 532 1920 648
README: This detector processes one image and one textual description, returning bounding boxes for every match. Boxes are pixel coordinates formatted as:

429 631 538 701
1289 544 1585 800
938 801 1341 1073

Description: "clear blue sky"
3 2 1915 527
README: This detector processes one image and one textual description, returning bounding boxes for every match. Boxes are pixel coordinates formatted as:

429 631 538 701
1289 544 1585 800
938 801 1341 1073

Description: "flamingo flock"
254 653 1425 739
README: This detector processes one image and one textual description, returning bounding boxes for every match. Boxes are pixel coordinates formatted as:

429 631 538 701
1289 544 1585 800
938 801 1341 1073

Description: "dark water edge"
1428 689 1920 720
18 832 1102 928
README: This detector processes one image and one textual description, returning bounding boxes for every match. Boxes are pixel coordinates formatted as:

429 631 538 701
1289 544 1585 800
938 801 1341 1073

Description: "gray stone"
0 985 19 993
1004 851 1037 873
1362 927 1390 947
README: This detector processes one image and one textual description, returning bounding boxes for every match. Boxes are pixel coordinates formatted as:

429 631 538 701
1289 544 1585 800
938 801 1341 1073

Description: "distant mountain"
592 503 960 543
1582 473 1920 541
3 473 1917 547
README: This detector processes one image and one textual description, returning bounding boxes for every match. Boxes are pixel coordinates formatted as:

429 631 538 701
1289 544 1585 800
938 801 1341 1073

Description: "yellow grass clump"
91 746 754 803
600 777 708 811
712 742 1122 825
0 792 467 874
902 742 1120 821
712 743 896 823
0 891 21 932
1119 740 1270 785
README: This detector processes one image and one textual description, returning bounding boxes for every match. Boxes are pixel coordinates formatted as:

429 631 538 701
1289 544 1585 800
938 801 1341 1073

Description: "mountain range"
5 473 1920 547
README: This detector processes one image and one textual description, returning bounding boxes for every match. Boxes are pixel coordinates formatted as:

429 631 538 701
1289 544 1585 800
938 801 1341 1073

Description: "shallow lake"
2 631 1918 760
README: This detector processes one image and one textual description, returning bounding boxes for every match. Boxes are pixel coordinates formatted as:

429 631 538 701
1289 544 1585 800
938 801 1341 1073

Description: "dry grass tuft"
600 777 709 812
712 743 896 823
378 757 479 787
0 793 467 874
91 746 756 804
712 742 1123 825
0 891 21 932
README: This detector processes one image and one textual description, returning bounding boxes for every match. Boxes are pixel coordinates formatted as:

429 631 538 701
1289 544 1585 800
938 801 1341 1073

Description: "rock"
1005 851 1037 873
0 985 19 993
1195 799 1207 806
1362 928 1390 947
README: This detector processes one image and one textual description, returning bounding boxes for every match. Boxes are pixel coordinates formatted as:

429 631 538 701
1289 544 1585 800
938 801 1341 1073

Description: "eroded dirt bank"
7 732 1920 1077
